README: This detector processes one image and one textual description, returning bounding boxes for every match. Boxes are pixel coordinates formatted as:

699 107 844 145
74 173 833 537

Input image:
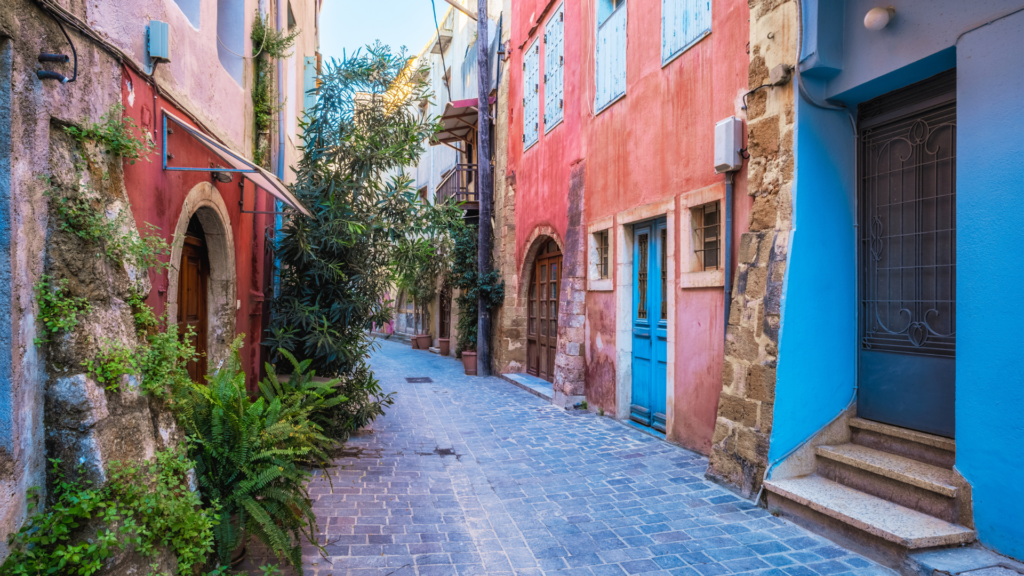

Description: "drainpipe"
723 171 734 337
273 0 285 299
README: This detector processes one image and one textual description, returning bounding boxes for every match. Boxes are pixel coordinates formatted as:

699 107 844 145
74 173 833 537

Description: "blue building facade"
711 0 1024 567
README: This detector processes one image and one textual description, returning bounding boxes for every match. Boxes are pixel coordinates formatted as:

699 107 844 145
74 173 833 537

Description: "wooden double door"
527 240 561 382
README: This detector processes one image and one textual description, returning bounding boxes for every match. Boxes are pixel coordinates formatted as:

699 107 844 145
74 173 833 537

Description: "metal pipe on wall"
724 171 734 338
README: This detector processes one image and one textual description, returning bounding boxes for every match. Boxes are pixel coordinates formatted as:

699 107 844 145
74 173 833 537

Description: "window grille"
596 230 610 279
693 201 720 271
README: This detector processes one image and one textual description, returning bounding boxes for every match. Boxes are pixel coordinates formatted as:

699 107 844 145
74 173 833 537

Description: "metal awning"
431 99 478 145
161 110 312 217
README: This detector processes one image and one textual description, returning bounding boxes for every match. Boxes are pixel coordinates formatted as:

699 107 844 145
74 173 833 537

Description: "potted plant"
438 337 450 356
461 350 477 375
417 333 432 349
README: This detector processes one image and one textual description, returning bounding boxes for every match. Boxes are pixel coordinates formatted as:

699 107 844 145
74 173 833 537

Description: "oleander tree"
266 43 437 436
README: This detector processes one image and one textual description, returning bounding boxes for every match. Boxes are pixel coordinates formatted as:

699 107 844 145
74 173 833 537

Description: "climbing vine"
64 104 155 165
446 217 504 356
251 11 299 168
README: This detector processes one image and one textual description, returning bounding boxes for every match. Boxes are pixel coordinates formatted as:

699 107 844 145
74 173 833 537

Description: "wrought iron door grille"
860 101 956 358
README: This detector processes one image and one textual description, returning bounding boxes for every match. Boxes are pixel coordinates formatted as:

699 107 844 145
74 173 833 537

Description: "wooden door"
527 240 561 382
178 236 209 383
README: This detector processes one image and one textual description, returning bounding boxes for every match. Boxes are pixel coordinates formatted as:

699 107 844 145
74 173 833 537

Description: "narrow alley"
249 339 891 576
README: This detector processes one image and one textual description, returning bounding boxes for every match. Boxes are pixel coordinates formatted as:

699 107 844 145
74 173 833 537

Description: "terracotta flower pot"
416 334 431 349
461 351 477 375
438 338 450 356
410 334 420 349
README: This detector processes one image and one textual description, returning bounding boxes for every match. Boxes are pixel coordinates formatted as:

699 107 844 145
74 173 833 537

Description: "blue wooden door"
632 219 668 432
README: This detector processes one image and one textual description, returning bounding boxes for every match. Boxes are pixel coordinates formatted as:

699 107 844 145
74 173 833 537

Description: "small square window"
691 201 720 271
596 230 610 279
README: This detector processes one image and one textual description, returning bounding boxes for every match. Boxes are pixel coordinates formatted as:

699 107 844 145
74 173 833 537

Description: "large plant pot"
410 334 421 349
461 352 477 375
416 334 431 349
438 338 450 356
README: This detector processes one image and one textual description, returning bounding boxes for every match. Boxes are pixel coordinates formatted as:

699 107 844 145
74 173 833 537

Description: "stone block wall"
552 161 586 406
705 0 796 498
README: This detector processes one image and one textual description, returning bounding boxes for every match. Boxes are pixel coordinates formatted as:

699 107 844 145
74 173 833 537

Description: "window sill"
594 91 626 117
661 30 711 69
544 117 563 134
588 278 613 292
680 269 724 289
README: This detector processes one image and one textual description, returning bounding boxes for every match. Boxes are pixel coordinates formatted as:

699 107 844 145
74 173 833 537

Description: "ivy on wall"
250 11 299 168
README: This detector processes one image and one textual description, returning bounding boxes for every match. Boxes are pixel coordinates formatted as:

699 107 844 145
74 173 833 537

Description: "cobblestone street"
256 339 892 576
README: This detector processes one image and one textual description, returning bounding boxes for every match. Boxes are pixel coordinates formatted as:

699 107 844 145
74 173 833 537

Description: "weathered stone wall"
0 1 180 567
551 161 586 406
706 0 796 498
490 10 526 376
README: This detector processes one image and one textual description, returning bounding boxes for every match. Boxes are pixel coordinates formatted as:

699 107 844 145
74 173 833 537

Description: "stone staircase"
764 417 976 571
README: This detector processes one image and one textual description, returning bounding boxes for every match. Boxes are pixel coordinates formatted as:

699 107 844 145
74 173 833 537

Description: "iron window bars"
693 201 721 271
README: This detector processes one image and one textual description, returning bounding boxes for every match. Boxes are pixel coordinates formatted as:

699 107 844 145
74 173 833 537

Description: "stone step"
849 418 955 469
816 444 959 497
764 475 975 549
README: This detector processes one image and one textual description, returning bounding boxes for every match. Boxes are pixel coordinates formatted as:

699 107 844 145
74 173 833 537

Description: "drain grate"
405 377 433 383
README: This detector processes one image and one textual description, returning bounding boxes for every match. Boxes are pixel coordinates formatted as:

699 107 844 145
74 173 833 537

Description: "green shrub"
64 104 155 165
82 339 139 392
139 324 197 400
173 338 322 572
34 275 91 344
1 452 217 576
259 349 348 448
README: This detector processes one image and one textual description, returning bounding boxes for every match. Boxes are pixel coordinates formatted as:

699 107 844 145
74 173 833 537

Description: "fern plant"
173 339 323 572
259 349 349 447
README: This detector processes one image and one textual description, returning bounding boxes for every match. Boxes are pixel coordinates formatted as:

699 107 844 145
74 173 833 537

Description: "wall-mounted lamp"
864 7 896 31
211 171 233 183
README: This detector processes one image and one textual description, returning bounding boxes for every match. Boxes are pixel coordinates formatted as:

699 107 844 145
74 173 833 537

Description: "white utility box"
149 20 171 62
714 116 744 173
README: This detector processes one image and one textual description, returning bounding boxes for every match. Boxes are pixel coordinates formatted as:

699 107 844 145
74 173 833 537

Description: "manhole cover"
406 377 433 383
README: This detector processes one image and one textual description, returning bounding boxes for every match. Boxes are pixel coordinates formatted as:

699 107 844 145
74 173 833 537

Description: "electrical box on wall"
149 20 171 62
714 116 744 173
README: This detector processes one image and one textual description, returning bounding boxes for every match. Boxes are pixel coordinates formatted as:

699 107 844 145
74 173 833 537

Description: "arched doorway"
178 214 210 381
528 238 562 382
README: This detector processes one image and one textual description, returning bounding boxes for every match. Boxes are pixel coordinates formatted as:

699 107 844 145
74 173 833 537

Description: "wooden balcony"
436 163 479 212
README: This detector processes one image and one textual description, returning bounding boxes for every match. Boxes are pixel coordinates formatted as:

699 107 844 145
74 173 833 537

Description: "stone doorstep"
850 418 956 453
816 444 959 497
499 372 554 402
764 475 975 549
427 347 440 354
909 547 1024 576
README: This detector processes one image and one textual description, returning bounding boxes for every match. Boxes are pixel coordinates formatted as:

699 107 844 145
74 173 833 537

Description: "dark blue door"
632 219 668 432
858 83 956 438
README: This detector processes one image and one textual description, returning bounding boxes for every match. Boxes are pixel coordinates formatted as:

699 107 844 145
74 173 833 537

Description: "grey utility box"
714 116 744 173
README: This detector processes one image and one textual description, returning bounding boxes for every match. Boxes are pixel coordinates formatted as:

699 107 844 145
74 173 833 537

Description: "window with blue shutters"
523 39 540 149
544 5 565 132
661 0 711 65
595 0 626 112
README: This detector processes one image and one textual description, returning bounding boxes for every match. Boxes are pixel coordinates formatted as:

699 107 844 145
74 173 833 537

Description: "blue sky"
319 0 437 62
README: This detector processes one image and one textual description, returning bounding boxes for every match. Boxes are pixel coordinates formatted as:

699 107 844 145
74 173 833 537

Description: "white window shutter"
524 39 540 148
544 5 565 131
663 0 711 64
596 4 626 111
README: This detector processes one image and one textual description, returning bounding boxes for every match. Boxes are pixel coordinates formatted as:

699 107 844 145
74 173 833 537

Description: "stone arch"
517 225 564 307
167 182 236 372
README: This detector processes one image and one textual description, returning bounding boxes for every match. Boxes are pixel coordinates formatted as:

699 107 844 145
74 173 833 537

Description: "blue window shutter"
303 56 317 113
544 4 565 131
524 39 540 148
663 0 711 64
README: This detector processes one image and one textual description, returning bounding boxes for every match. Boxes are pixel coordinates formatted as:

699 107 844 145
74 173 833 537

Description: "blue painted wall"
956 9 1024 559
768 79 857 464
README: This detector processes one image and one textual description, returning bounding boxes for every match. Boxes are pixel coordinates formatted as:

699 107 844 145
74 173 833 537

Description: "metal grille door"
858 74 956 438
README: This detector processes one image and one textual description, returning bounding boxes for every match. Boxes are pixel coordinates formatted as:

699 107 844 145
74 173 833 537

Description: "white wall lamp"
864 7 896 31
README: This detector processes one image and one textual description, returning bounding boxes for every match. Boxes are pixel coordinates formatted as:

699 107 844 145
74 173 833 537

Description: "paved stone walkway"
251 338 891 576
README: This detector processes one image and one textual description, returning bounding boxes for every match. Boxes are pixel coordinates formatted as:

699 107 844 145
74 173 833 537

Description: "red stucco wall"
121 69 272 390
507 0 752 453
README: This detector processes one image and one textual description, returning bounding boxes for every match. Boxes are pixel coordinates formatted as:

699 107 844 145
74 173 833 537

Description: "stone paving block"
243 341 890 576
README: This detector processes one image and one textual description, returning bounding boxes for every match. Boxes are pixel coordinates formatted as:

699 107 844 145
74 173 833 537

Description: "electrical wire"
42 7 77 82
430 0 453 102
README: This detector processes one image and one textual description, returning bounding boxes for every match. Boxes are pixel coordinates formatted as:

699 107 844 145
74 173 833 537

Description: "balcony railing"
436 163 478 208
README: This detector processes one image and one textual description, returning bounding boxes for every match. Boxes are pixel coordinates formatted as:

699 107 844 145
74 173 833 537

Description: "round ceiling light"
864 7 896 31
